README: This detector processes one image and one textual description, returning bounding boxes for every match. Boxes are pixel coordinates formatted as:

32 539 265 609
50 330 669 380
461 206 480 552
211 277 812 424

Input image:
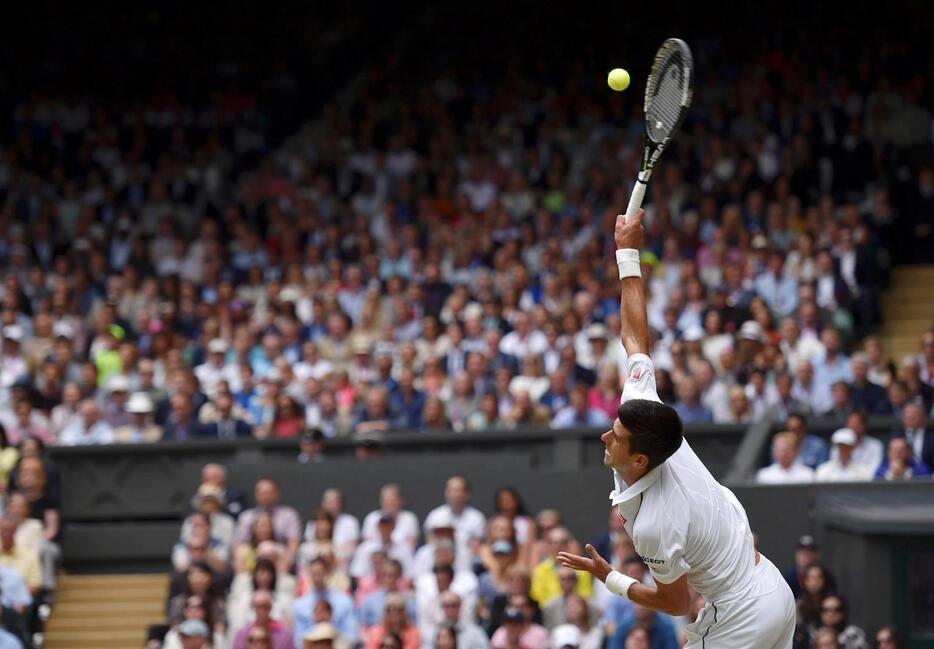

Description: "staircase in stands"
44 573 168 649
882 265 934 364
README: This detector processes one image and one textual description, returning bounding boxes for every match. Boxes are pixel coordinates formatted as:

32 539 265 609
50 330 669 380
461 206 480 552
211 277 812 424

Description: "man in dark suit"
891 401 934 469
198 393 253 439
850 353 889 414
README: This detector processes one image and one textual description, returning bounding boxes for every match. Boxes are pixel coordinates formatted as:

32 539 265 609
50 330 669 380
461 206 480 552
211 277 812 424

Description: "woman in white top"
226 557 295 644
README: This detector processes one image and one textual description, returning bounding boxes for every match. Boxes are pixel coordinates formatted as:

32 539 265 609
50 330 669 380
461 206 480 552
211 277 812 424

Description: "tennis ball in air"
607 68 630 92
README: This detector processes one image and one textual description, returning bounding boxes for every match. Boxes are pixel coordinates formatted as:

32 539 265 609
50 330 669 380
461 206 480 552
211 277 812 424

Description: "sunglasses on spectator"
442 601 460 608
821 605 842 613
385 605 405 612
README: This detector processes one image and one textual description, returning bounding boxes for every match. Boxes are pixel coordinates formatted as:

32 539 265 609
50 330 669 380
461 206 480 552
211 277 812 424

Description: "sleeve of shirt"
620 354 662 405
635 523 691 585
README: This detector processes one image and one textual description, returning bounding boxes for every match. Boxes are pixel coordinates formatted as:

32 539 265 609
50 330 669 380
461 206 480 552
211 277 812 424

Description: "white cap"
462 302 483 321
831 427 857 446
53 322 75 339
552 625 582 649
106 374 132 393
586 323 609 340
207 338 228 354
738 321 764 343
125 392 154 414
424 509 456 532
682 325 704 342
2 325 23 342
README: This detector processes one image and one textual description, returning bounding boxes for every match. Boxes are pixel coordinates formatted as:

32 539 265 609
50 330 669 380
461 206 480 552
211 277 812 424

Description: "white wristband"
605 570 637 599
615 248 641 280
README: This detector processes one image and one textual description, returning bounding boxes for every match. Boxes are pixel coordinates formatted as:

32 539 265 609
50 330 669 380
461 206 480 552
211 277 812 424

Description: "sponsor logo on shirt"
638 554 665 565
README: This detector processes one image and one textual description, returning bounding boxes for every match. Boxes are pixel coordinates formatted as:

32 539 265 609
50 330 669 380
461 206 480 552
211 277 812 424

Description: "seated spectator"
874 626 902 649
0 518 39 597
101 373 133 428
756 432 815 484
234 512 286 575
490 599 548 649
12 456 61 593
196 463 245 519
352 387 394 435
313 489 359 570
48 382 82 442
792 360 832 417
234 479 302 571
563 596 604 649
795 565 834 631
530 527 591 606
830 411 884 475
431 591 489 649
227 557 296 640
59 399 114 445
198 392 253 439
815 429 874 482
849 354 888 415
551 385 610 428
599 553 646 636
163 393 201 441
167 565 226 640
818 595 869 649
673 376 714 424
812 626 842 649
272 396 305 439
292 557 357 647
891 401 934 469
298 509 337 569
425 476 487 572
162 603 224 649
230 590 295 649
541 568 598 630
183 485 236 554
413 511 457 578
476 543 519 628
899 356 933 412
365 594 420 649
358 559 416 632
361 484 420 552
173 512 230 576
875 437 932 480
414 551 478 640
586 364 622 421
390 368 427 431
114 392 164 443
607 604 678 649
784 414 829 470
821 382 853 421
7 400 52 446
5 493 42 558
782 535 821 599
538 369 571 415
721 386 753 424
351 514 415 581
297 429 326 463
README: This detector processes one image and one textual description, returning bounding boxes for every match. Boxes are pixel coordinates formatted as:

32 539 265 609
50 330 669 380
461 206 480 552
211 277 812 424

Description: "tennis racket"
624 38 694 222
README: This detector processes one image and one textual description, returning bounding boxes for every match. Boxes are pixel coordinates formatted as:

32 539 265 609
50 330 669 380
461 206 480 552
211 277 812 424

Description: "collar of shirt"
608 464 663 506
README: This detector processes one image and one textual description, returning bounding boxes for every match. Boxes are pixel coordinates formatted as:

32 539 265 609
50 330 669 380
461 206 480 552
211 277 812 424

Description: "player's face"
601 420 648 479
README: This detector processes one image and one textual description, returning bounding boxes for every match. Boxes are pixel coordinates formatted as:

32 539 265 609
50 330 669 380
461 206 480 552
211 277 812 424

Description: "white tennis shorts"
683 554 796 649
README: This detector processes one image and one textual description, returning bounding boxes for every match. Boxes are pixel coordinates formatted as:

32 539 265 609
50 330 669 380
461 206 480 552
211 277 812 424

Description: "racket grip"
624 176 647 222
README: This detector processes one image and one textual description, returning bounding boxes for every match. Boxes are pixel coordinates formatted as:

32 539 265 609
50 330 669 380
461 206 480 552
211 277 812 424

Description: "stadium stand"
0 1 931 648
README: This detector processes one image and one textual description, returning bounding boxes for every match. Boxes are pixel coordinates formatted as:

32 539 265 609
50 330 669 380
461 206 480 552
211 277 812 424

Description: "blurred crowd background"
0 1 930 648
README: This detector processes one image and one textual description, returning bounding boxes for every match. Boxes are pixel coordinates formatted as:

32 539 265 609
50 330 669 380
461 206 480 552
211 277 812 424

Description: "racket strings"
646 46 690 143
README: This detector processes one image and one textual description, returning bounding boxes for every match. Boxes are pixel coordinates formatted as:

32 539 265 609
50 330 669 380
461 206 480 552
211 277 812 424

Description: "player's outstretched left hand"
556 543 612 583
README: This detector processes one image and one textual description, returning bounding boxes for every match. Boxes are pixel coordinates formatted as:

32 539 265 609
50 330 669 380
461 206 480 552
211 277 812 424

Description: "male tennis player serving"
556 210 795 647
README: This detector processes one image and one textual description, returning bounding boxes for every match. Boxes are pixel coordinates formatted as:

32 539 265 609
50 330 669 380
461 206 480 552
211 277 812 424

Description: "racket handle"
624 174 648 222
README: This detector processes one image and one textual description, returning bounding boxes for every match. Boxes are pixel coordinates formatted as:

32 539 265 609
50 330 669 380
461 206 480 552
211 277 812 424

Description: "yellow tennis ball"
607 68 630 92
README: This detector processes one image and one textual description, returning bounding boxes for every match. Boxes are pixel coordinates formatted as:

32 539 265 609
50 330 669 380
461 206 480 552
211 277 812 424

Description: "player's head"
602 399 683 478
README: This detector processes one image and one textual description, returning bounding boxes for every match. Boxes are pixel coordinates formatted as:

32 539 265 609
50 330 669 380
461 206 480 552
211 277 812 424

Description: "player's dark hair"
618 399 683 472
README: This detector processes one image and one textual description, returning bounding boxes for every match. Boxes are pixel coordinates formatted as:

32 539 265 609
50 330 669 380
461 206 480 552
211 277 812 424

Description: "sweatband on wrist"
605 570 637 599
615 248 641 280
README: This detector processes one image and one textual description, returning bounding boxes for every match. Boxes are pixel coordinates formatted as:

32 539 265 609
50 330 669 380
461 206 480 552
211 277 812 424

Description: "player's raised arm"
614 210 650 357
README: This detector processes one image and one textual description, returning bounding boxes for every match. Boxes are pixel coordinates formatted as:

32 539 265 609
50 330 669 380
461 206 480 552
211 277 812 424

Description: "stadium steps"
43 573 168 649
882 265 934 362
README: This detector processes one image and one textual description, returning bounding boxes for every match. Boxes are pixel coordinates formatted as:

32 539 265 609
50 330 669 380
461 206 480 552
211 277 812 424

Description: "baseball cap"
125 392 154 414
738 321 765 343
424 509 456 532
195 483 226 507
491 540 514 555
2 325 23 342
552 624 582 649
585 323 608 340
797 535 818 550
303 622 338 643
106 374 132 393
682 325 704 342
831 428 857 446
378 513 396 525
207 338 228 354
301 428 325 443
178 619 210 638
53 322 75 339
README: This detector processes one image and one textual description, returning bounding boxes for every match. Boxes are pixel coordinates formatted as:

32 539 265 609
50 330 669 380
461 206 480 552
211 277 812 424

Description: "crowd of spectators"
150 467 908 649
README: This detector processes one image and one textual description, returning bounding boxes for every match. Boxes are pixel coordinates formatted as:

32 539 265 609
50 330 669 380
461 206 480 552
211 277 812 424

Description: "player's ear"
632 452 649 471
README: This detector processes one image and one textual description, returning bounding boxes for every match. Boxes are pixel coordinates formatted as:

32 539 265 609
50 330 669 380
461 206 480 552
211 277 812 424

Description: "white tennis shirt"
610 353 758 604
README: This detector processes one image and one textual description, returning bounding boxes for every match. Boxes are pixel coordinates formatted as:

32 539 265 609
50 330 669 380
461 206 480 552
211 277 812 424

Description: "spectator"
234 513 285 575
756 432 815 484
530 527 591 606
184 485 235 554
198 463 245 518
890 401 934 468
424 477 486 574
358 559 416 632
163 617 215 649
551 385 610 428
813 626 842 649
235 479 302 571
199 392 253 439
849 354 888 415
5 493 42 559
315 489 359 569
229 589 294 649
293 557 357 647
822 382 854 421
172 512 230 576
167 563 226 639
0 426 18 490
491 598 548 649
673 376 714 424
350 514 414 580
782 535 821 600
431 591 489 649
227 557 296 640
816 429 874 482
362 484 420 552
413 512 456 578
796 565 834 631
830 411 884 474
874 626 902 649
58 399 114 445
874 437 931 480
0 519 39 596
297 429 326 464
785 414 830 470
561 595 603 649
792 361 833 417
365 593 420 649
114 392 164 443
818 595 869 649
13 456 61 592
607 604 678 649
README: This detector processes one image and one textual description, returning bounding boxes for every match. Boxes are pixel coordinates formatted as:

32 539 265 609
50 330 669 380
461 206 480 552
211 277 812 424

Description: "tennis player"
556 210 795 647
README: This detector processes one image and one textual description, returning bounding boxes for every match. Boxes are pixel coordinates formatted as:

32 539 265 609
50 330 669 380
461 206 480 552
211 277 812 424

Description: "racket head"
644 38 693 146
